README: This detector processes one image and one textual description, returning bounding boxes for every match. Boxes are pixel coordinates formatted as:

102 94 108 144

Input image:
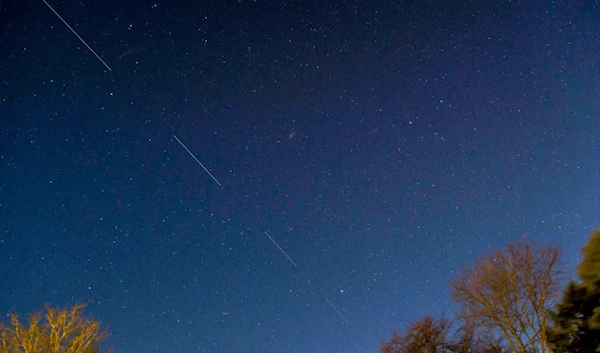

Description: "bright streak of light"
42 0 112 71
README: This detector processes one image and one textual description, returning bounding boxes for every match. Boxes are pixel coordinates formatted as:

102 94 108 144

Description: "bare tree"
449 240 562 353
0 303 109 353
381 329 404 353
381 314 454 353
381 314 508 353
448 322 507 353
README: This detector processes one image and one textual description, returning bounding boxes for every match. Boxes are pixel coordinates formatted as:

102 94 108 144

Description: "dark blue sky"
1 1 599 352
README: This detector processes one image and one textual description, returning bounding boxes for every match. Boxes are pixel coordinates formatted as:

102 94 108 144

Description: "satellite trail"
326 298 349 324
41 0 112 71
263 231 298 268
116 46 141 60
173 135 222 186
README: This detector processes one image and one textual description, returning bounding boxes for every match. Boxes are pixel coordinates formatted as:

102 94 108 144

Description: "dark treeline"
381 230 600 353
1 231 598 353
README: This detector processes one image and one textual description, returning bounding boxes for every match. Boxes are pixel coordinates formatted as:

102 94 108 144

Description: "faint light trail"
116 46 141 60
173 135 222 187
41 0 112 71
264 231 298 268
326 298 349 324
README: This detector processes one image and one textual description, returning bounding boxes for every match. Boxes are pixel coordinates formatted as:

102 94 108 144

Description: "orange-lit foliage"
0 304 108 353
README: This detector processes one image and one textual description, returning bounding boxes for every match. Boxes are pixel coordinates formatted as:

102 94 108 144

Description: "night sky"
1 1 599 352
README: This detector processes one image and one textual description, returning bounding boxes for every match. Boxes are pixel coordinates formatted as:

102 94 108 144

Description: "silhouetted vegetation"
547 230 600 353
4 232 598 353
381 231 600 353
380 314 506 353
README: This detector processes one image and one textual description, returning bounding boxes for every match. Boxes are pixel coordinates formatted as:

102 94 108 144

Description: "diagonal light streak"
42 0 112 71
173 135 222 187
264 231 298 268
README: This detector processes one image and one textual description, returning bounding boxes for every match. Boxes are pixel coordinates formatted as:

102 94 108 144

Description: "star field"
1 1 599 353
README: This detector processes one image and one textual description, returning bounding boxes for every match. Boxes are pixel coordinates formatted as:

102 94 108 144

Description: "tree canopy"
0 303 109 353
548 230 600 353
449 241 562 353
382 238 566 353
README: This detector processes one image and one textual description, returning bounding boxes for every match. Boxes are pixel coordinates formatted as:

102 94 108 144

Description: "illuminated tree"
449 240 562 353
380 315 453 353
380 314 507 353
0 303 109 353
